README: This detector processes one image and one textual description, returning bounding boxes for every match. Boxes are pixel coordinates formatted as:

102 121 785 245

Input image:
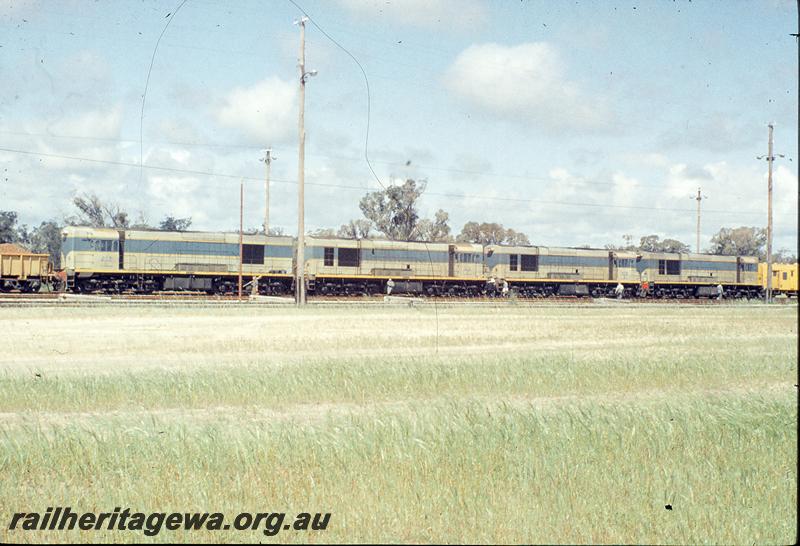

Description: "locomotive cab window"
658 259 680 275
338 247 360 268
324 247 334 266
242 244 265 265
509 254 518 271
92 239 115 252
521 255 538 272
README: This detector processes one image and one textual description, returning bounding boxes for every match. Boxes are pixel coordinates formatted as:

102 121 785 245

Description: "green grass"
0 304 796 543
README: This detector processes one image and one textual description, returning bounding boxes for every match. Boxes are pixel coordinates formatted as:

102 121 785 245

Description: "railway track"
0 291 792 306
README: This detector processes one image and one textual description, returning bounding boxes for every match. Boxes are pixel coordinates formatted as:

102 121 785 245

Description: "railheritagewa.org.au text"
8 507 331 537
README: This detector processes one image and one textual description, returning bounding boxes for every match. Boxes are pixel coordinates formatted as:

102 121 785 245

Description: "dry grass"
0 304 797 543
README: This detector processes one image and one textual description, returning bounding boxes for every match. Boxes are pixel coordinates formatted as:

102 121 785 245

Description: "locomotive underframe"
64 271 764 299
66 272 293 296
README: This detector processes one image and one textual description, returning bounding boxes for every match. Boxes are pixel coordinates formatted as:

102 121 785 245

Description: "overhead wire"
0 146 794 219
139 0 190 187
286 0 441 350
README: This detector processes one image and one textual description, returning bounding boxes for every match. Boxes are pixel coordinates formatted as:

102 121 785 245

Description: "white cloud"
0 105 126 173
611 172 639 207
146 175 206 221
338 0 486 30
548 168 571 181
216 77 297 144
47 106 123 140
444 42 612 133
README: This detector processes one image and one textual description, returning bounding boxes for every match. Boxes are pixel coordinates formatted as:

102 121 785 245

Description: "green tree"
337 219 373 239
504 228 530 246
638 235 690 253
359 179 427 240
65 193 132 228
159 215 192 231
415 209 451 242
773 248 798 263
0 211 20 243
310 228 338 238
1 213 62 266
457 222 530 245
708 226 766 258
607 234 690 253
27 221 63 268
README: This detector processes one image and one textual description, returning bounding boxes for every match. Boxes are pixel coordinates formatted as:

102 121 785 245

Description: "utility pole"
691 187 706 253
757 124 784 303
766 124 774 303
262 148 275 237
294 16 316 306
238 179 244 301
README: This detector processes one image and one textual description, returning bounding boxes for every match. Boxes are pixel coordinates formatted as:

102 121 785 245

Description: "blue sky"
0 0 797 253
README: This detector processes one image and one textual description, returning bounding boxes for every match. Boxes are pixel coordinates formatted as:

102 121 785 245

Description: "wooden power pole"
238 180 244 301
757 124 785 303
263 148 274 237
294 16 315 305
692 187 706 253
766 123 774 303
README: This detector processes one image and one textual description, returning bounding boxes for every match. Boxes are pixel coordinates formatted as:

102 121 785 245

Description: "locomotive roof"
59 226 760 258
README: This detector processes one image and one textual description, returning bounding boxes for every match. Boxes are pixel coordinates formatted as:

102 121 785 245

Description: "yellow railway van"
758 262 798 297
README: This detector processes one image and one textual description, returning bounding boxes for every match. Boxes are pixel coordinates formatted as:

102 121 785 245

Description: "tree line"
0 194 194 268
312 179 531 246
1 178 796 266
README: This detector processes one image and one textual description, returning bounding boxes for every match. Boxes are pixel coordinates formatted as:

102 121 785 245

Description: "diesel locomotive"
60 225 764 298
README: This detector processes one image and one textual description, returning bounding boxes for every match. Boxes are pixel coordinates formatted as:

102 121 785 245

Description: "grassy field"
0 303 796 543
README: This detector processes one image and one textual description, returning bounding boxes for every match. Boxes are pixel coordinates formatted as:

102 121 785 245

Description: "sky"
0 0 797 253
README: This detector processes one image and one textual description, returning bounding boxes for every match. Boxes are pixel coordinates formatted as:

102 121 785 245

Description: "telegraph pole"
294 16 316 306
238 179 244 301
758 124 784 303
766 124 774 303
296 17 307 306
691 187 706 253
262 148 275 236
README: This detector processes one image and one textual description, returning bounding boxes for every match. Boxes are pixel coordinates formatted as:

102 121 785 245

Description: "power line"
0 145 793 218
140 0 190 188
287 0 385 191
0 128 721 192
